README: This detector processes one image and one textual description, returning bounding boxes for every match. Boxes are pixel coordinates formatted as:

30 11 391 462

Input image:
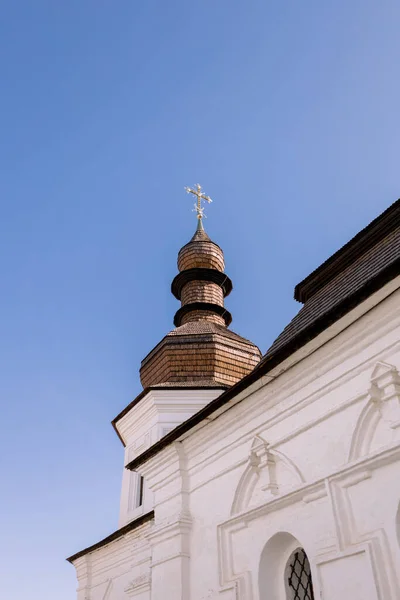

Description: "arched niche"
259 532 314 600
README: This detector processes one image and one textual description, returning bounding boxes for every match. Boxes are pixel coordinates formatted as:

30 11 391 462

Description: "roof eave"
66 511 155 564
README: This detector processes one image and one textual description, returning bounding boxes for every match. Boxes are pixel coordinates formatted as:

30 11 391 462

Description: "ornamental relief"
349 361 400 461
231 435 305 515
127 431 153 462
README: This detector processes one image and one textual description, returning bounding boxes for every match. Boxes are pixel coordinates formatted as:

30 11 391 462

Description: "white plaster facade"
117 388 224 528
70 274 400 600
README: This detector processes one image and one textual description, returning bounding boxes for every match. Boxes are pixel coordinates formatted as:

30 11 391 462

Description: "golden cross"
184 183 213 221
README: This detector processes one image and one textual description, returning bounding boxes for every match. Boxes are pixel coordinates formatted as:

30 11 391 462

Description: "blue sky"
1 1 399 598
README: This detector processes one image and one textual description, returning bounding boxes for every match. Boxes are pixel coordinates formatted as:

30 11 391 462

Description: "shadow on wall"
258 532 315 600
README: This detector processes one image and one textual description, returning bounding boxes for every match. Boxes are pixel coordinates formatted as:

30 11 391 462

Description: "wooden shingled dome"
139 223 261 388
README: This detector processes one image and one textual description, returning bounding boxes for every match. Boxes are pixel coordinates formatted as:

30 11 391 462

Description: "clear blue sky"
1 1 399 598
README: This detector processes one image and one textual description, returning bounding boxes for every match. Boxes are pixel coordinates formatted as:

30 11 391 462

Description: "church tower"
140 193 261 388
113 185 261 526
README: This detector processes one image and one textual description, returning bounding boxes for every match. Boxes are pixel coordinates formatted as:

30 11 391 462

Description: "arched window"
259 533 316 600
285 548 314 600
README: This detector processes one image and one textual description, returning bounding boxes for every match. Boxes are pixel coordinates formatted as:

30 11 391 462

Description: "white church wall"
72 518 152 600
140 282 400 599
116 388 223 527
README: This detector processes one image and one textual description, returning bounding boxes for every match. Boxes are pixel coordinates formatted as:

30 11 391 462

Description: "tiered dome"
173 223 232 327
139 221 261 389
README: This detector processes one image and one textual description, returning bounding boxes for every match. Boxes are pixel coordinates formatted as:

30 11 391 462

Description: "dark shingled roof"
294 198 400 303
264 224 400 360
125 198 400 472
262 199 400 362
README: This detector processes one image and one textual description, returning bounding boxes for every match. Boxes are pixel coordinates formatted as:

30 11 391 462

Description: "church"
68 189 400 600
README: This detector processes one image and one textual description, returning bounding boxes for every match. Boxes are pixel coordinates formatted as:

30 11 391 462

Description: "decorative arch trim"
349 361 400 461
349 397 381 461
231 436 304 515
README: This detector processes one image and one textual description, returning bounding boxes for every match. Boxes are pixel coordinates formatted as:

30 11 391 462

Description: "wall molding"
349 361 400 461
217 441 400 599
231 435 304 515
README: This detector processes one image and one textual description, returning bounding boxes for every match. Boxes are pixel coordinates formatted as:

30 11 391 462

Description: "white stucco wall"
73 518 153 600
116 388 223 527
71 276 400 600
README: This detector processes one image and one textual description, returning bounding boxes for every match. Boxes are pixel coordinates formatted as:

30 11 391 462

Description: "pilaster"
74 555 92 600
138 442 192 600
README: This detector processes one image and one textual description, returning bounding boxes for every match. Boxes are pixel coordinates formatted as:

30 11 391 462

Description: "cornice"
113 387 225 447
147 513 192 544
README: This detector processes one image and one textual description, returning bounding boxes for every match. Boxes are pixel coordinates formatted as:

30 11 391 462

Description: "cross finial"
184 184 213 226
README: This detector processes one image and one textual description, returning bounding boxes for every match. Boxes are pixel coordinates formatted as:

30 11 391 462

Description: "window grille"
287 549 314 600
